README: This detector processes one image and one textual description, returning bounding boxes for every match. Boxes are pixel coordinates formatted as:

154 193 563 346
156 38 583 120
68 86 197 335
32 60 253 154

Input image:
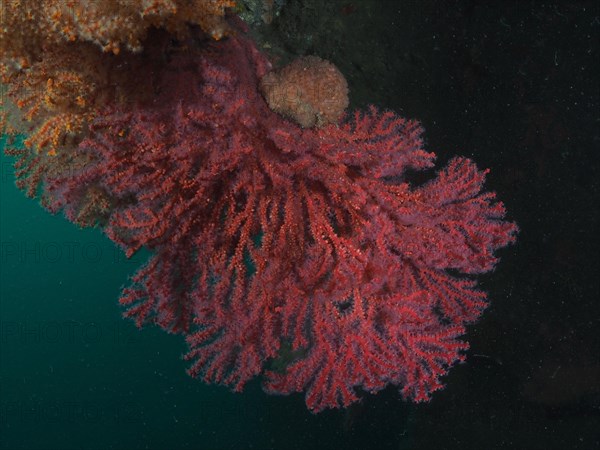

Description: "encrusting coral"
0 0 235 64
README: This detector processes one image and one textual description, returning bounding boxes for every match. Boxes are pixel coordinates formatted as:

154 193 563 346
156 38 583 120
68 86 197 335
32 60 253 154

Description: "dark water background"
1 1 598 449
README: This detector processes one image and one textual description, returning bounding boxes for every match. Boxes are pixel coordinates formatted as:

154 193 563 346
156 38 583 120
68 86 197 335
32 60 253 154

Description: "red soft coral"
46 28 517 412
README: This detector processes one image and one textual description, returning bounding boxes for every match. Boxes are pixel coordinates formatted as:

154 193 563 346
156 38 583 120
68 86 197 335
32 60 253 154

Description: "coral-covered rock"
0 0 235 62
260 55 349 128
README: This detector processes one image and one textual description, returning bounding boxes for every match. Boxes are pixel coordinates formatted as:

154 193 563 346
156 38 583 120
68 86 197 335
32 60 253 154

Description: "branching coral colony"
1 4 516 412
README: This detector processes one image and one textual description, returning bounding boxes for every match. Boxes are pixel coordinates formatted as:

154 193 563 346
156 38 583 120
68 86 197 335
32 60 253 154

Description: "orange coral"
3 42 110 155
1 0 236 63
